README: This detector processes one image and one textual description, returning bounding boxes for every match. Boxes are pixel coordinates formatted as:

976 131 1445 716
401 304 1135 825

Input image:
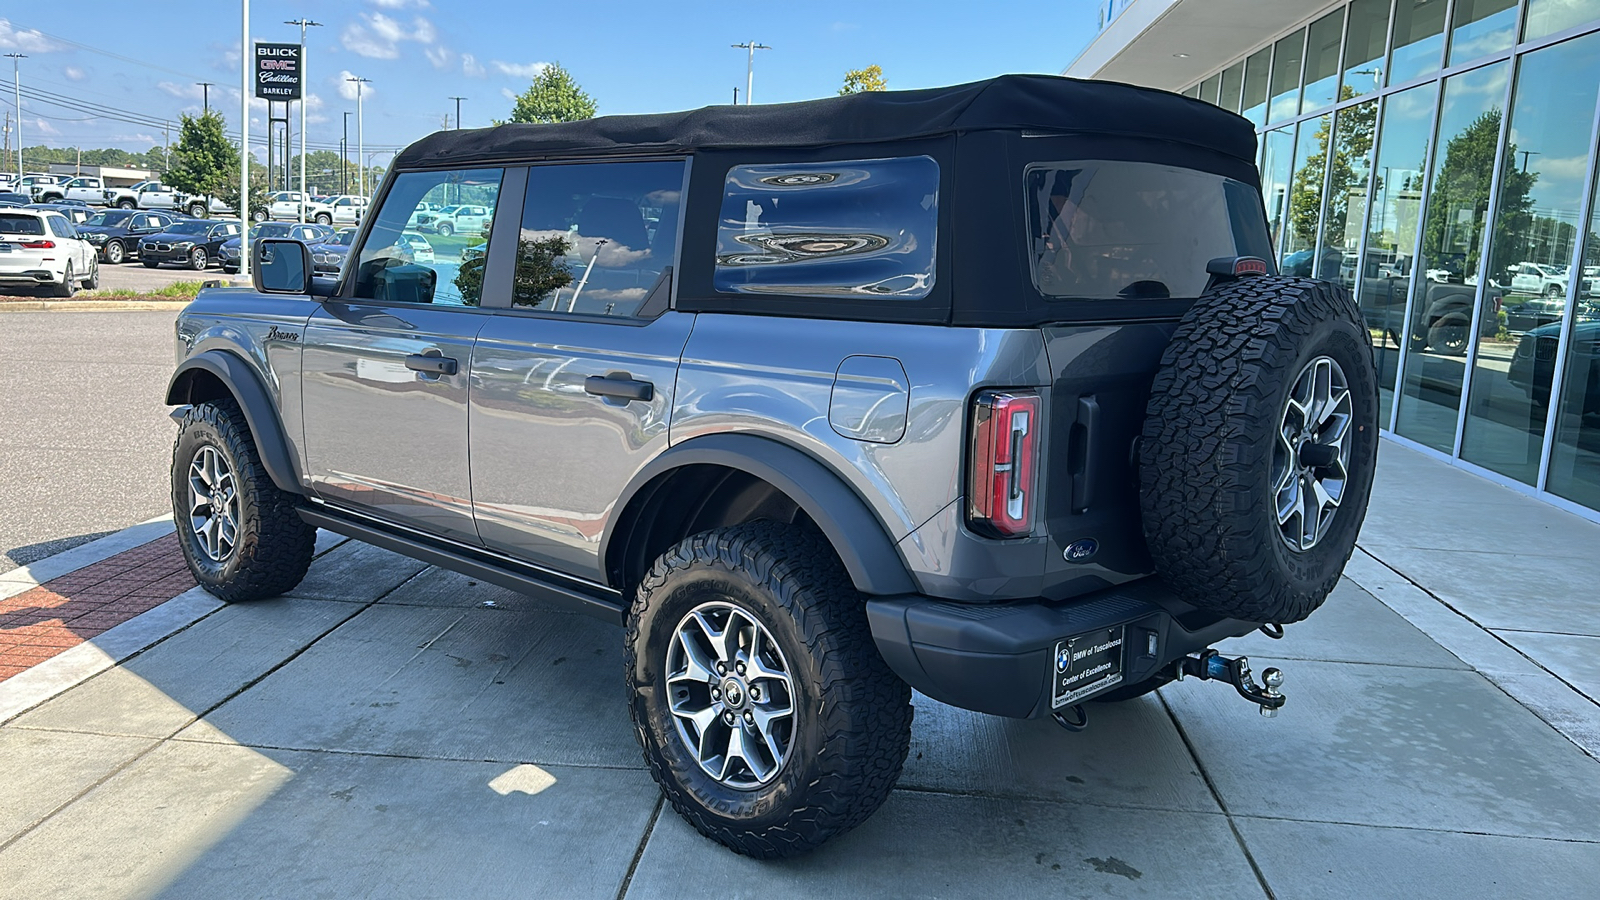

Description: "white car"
0 207 99 297
268 191 335 225
37 176 108 205
406 203 443 227
398 231 435 264
418 204 490 236
328 195 368 226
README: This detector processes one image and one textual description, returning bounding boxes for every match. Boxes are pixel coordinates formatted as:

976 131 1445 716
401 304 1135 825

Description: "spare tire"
1138 276 1379 624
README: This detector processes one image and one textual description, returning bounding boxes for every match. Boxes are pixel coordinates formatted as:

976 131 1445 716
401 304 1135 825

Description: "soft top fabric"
392 74 1257 169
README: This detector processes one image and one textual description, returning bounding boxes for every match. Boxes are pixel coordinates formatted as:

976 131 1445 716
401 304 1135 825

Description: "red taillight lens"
19 240 55 249
968 390 1040 537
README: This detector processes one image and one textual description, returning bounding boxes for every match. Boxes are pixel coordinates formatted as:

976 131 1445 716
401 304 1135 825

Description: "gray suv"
166 75 1379 857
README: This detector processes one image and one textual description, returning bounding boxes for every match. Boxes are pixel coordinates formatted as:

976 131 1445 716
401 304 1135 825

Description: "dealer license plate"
1051 625 1125 708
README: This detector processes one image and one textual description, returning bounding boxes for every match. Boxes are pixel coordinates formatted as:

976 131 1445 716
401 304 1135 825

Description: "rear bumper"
866 579 1256 718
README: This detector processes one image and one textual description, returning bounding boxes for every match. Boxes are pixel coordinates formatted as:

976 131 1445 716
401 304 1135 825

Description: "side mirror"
253 238 312 294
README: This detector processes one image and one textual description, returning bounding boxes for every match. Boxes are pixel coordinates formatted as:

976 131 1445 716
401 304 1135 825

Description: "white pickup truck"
37 176 108 205
327 195 368 226
1509 262 1570 298
103 181 162 209
267 191 334 224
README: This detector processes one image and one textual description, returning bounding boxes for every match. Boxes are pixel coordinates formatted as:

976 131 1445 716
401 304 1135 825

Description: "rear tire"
52 262 76 298
626 522 913 858
83 257 99 290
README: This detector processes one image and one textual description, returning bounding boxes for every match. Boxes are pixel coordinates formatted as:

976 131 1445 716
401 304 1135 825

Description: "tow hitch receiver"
1175 650 1286 717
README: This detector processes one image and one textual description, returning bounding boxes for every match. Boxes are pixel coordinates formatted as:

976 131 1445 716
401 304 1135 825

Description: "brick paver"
0 533 194 681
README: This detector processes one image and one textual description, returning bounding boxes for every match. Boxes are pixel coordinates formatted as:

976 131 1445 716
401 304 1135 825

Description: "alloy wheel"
1272 355 1353 552
188 445 240 562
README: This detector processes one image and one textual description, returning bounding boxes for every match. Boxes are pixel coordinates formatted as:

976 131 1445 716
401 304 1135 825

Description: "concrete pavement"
1 440 1598 898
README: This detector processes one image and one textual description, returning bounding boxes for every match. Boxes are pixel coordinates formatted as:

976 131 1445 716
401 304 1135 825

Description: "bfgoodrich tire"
1139 276 1379 624
626 522 913 858
171 398 315 602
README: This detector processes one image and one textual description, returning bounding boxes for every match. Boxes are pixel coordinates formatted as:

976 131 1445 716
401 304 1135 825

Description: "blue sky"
1 1 1099 164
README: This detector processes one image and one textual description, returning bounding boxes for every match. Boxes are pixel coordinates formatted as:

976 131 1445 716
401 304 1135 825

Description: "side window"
49 215 77 239
352 167 503 306
511 159 686 315
714 156 939 300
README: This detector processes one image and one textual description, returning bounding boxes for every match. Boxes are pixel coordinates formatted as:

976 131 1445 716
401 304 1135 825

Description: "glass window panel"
1342 0 1391 98
1281 114 1333 273
1182 85 1201 99
353 167 503 306
1261 126 1298 255
1200 73 1223 106
1242 47 1272 126
1525 0 1600 41
1547 173 1600 512
513 160 685 316
1360 82 1441 426
1462 32 1600 484
1220 62 1245 114
1395 62 1510 451
1303 10 1345 112
1389 0 1448 85
1269 29 1306 122
1316 99 1379 289
1449 0 1519 65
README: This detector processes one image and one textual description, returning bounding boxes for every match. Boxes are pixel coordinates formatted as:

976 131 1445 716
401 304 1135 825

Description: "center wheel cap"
721 679 746 709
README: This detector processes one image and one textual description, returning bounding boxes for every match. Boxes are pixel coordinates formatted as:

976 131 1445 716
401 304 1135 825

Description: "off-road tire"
626 522 913 858
171 398 315 602
1139 276 1379 624
1428 314 1471 356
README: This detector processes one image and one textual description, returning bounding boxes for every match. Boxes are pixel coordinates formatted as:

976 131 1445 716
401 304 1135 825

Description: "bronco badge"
266 325 300 342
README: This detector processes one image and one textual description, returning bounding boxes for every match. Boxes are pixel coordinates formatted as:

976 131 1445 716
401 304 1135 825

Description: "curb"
0 299 192 312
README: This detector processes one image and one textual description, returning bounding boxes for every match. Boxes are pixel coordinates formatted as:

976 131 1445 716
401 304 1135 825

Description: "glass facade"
1181 0 1600 521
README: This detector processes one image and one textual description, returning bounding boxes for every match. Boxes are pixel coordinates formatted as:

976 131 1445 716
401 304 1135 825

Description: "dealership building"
1069 0 1600 522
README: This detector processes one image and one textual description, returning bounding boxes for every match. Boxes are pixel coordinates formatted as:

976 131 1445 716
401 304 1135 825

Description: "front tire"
117 199 136 209
626 522 912 858
314 212 332 225
105 240 126 265
437 221 454 237
189 248 209 270
187 203 208 218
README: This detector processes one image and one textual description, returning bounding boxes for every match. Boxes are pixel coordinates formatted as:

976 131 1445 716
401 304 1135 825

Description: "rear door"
468 159 691 580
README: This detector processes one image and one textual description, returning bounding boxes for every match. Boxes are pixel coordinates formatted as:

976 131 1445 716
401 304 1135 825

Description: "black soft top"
392 74 1256 169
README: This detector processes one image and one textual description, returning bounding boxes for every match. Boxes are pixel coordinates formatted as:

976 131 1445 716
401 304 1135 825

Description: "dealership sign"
254 42 302 101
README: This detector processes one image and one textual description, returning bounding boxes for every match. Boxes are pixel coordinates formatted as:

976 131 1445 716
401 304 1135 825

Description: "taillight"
968 390 1040 537
20 240 55 249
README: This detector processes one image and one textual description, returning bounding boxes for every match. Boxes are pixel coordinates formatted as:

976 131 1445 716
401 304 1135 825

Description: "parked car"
135 184 228 218
0 191 32 207
76 209 177 265
18 173 68 201
328 194 368 226
1357 254 1502 354
0 206 98 296
1509 262 1572 298
165 76 1381 858
307 227 357 275
406 202 443 227
139 218 240 270
414 203 490 236
397 230 434 264
35 176 105 205
266 191 335 225
1508 317 1600 411
26 202 95 225
103 180 161 209
218 221 331 274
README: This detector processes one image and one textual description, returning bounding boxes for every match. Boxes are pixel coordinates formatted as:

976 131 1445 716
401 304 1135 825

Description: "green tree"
504 63 596 125
1286 87 1378 255
163 112 236 204
1420 109 1535 281
839 65 887 95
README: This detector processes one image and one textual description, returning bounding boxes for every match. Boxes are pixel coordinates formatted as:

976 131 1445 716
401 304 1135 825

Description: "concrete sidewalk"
1 440 1597 898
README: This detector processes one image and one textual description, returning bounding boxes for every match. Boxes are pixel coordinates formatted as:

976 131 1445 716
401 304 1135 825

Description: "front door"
300 164 509 544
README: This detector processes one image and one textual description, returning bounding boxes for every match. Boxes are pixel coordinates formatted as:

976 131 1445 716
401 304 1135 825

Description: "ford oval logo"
1063 539 1099 563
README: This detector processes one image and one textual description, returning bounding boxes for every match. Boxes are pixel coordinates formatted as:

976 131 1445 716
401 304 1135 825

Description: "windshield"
166 221 212 236
332 229 357 247
253 223 292 239
85 211 133 227
1026 161 1273 301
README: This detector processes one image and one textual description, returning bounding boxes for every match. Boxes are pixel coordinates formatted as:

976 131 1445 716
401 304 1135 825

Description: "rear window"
0 214 44 235
714 156 939 301
1026 161 1272 301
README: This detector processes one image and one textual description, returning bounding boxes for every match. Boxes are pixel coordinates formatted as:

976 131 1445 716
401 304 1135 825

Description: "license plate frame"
1051 625 1126 708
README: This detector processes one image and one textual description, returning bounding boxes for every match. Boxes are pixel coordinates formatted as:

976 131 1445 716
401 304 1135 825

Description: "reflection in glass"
1302 10 1345 112
1261 126 1297 256
1360 83 1440 426
1242 47 1272 126
1200 74 1222 106
1389 0 1448 86
1449 0 1519 66
1281 115 1332 274
1461 32 1600 484
352 167 503 306
1395 62 1509 452
1342 0 1391 97
1269 29 1306 122
1316 100 1378 289
1219 62 1244 114
1524 0 1600 41
1547 172 1600 511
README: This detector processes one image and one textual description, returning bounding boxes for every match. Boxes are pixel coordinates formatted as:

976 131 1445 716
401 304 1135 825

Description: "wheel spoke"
1276 355 1353 553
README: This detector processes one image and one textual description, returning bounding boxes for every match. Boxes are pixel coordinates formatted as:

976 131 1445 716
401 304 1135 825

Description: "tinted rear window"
1026 161 1272 301
0 214 44 235
714 156 938 300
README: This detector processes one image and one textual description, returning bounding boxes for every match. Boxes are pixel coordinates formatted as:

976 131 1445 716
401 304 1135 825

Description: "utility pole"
449 96 466 129
342 111 350 195
347 75 370 196
730 42 769 105
5 53 24 178
197 82 213 114
285 18 321 220
240 0 251 278
732 87 739 105
2 111 10 177
163 122 170 173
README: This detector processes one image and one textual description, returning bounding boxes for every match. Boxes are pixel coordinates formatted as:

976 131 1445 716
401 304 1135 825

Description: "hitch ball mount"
1174 649 1286 717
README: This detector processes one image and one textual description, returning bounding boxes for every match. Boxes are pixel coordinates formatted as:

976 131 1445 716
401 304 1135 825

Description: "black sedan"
76 210 179 264
140 219 242 270
309 227 358 276
218 222 332 274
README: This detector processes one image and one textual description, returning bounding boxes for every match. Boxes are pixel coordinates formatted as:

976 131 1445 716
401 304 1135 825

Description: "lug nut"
735 661 746 675
743 711 754 725
716 662 726 675
749 686 761 701
723 711 736 725
711 687 721 699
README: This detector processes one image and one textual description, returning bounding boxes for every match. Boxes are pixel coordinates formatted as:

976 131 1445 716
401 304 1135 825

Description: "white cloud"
337 71 375 101
500 87 517 101
0 19 62 53
157 81 205 100
425 45 452 69
32 117 60 136
493 61 549 79
62 65 85 81
369 0 431 7
462 54 485 78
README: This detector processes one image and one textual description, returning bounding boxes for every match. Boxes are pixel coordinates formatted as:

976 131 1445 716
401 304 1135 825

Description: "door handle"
405 353 458 376
584 374 654 402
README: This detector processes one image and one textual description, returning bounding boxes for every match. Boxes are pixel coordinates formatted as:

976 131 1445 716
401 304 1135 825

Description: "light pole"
197 82 213 114
286 18 321 221
5 53 24 178
449 96 466 129
347 75 370 196
730 42 769 105
239 0 250 279
341 111 350 195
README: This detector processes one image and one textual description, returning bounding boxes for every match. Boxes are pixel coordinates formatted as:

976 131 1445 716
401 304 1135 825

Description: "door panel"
301 301 487 544
469 311 694 579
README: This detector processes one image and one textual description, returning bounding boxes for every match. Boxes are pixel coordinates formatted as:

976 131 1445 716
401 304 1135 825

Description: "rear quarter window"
714 156 938 300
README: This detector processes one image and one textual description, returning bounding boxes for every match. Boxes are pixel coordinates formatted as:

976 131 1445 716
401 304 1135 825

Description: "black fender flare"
166 350 303 494
603 434 917 596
